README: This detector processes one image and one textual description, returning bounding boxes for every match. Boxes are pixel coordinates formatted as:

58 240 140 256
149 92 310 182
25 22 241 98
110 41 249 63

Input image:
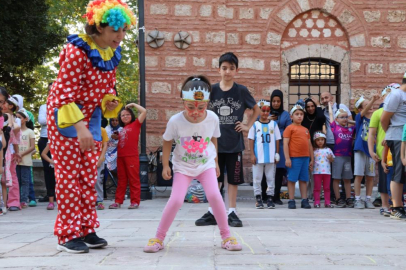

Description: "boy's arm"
41 144 54 164
368 127 380 162
249 138 256 165
361 94 380 118
127 103 147 124
381 145 389 172
161 139 173 180
381 111 394 132
284 138 291 168
97 141 108 167
235 104 261 132
308 139 314 170
402 142 406 166
211 137 220 177
328 102 334 121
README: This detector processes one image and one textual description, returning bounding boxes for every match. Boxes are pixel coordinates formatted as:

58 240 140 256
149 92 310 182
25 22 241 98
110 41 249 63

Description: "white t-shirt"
163 110 221 177
248 120 281 164
19 128 35 166
384 88 406 140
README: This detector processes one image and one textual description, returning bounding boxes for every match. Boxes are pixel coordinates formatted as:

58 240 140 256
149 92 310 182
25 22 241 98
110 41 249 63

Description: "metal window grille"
288 58 341 108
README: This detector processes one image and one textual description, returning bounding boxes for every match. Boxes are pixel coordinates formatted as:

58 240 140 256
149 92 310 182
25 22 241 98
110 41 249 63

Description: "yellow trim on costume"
102 94 123 118
58 103 84 128
78 34 116 61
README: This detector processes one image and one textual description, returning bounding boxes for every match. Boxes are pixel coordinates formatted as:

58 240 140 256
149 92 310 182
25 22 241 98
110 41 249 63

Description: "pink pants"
313 174 331 205
7 159 20 208
156 168 231 241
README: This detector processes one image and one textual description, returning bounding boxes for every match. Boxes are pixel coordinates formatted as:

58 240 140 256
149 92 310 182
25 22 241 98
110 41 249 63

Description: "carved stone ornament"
146 29 165 48
174 31 192 49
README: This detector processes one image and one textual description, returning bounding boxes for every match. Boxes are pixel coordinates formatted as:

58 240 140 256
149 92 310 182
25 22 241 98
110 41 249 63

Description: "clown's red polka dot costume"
47 34 123 244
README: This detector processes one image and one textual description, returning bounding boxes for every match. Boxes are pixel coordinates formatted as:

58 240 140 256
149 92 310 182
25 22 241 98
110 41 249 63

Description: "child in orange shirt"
283 104 314 209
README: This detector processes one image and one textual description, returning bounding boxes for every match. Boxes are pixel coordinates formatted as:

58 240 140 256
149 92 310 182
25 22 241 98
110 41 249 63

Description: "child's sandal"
221 237 242 251
108 203 121 209
143 238 164 253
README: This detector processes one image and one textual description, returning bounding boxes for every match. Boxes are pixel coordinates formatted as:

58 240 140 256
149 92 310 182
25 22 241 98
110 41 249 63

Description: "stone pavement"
0 197 406 270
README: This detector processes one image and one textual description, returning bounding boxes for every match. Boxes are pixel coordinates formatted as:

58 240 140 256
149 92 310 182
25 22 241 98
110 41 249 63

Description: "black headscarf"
304 98 317 120
270 89 284 113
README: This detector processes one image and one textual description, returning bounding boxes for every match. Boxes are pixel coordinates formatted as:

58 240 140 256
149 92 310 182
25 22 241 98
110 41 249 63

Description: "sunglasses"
338 116 348 119
261 110 270 112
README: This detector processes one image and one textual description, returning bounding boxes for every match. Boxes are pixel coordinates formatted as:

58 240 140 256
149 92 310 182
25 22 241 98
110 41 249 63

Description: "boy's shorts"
378 162 389 194
332 156 353 180
287 157 309 182
387 140 406 184
218 152 244 185
354 151 375 177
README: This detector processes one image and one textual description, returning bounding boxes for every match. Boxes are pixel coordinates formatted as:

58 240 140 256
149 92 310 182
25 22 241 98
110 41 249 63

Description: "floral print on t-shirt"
313 148 335 175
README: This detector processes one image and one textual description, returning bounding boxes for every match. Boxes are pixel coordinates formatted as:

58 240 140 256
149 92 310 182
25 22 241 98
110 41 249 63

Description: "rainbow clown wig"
83 0 137 31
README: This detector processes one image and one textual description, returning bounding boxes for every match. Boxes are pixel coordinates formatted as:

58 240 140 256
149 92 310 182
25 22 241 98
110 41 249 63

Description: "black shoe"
288 200 296 209
255 195 264 209
38 196 49 202
82 233 108 248
195 211 217 226
57 238 89 253
273 199 283 205
266 198 275 209
346 198 355 208
335 198 346 208
390 207 406 220
301 199 311 209
228 211 243 227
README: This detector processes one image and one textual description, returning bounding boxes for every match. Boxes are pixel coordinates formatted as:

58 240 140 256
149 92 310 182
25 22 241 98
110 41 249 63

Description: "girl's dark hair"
180 75 211 99
6 100 17 112
312 131 327 149
16 112 34 130
118 107 136 127
219 52 239 68
0 86 8 99
85 22 109 35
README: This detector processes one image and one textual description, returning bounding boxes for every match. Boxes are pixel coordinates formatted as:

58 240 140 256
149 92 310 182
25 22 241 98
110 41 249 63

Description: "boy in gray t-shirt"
381 78 406 219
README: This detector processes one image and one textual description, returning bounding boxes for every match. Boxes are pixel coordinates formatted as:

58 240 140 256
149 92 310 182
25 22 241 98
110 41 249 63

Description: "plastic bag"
185 179 208 203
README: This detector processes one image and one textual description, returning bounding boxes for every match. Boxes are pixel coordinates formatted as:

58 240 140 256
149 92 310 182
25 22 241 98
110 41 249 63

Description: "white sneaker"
2 207 7 214
354 199 365 209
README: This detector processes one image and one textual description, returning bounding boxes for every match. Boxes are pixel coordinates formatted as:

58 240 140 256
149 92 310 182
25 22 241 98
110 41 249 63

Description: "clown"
47 0 136 253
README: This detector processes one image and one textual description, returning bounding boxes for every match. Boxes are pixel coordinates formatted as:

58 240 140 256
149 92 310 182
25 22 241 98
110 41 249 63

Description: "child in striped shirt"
248 100 281 209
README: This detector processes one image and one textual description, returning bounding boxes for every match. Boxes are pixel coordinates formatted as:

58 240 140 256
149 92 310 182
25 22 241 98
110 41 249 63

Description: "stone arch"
266 0 368 47
263 0 365 109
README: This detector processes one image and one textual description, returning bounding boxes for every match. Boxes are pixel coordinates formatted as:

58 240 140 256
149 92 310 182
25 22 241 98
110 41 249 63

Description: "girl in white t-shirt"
144 76 242 253
15 109 35 208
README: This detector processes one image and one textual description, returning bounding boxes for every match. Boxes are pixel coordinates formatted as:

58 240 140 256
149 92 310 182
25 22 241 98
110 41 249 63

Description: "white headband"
313 132 326 140
18 108 29 119
7 96 19 107
258 99 270 108
334 108 348 119
354 96 365 109
382 83 400 98
290 104 304 116
182 86 210 102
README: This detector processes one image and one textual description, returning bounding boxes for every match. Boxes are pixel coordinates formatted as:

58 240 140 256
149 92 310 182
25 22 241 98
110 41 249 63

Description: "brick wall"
144 0 406 181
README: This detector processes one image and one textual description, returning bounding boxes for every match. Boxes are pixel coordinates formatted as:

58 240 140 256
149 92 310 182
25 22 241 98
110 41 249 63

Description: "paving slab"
0 197 405 269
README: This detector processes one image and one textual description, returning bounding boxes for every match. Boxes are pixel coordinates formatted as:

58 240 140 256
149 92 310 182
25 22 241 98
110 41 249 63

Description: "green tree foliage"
1 0 139 117
0 0 64 99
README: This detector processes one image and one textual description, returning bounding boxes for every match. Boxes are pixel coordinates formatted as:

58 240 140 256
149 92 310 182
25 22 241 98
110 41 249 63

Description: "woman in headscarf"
261 90 291 205
302 98 326 141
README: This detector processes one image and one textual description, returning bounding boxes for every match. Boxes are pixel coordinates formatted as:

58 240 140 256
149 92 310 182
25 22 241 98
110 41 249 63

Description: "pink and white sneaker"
221 237 242 251
143 238 164 253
